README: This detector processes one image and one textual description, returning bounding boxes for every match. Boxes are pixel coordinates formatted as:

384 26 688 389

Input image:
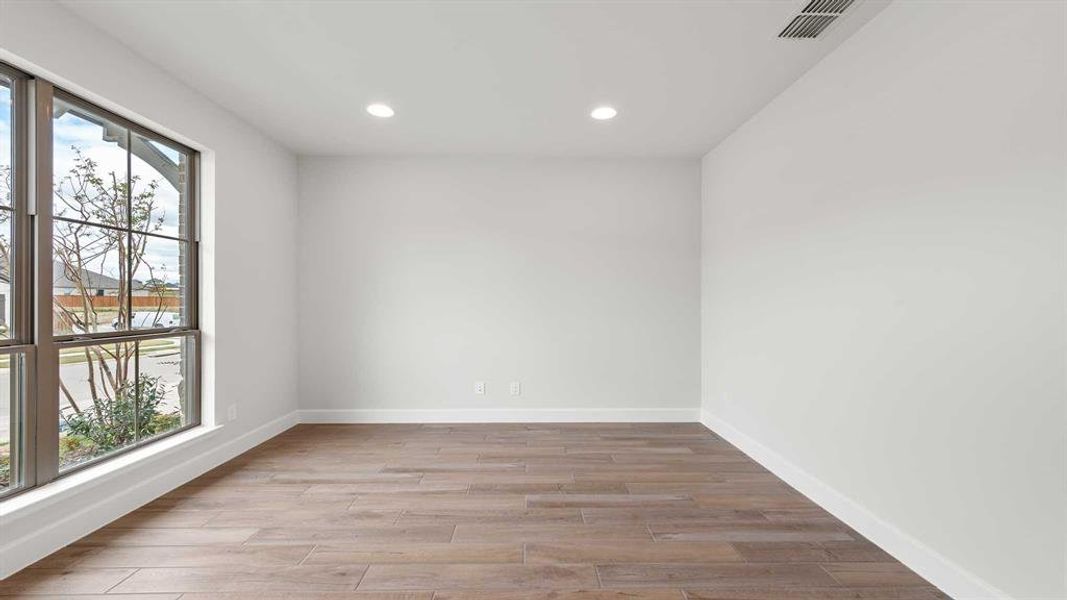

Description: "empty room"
0 0 1063 598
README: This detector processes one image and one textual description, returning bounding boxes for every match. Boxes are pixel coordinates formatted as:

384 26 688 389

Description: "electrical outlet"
228 405 238 422
474 381 486 395
509 381 521 396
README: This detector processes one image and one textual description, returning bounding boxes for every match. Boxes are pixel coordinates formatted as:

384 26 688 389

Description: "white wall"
0 0 299 576
298 157 700 421
700 2 1065 599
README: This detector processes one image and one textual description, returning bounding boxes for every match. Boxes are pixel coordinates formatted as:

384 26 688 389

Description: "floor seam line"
351 561 369 591
102 566 139 594
297 543 317 566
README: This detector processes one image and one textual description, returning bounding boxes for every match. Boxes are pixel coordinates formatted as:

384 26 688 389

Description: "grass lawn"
0 339 180 368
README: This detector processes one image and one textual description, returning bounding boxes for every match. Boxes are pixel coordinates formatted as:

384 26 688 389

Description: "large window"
0 62 199 498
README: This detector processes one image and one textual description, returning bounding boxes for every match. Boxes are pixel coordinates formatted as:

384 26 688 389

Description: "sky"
1 79 11 332
1 78 10 204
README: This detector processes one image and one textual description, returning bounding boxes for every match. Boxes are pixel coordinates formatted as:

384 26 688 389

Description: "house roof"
0 256 140 291
53 260 124 290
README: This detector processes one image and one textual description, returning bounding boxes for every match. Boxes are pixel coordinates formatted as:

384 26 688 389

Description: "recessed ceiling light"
590 106 618 120
366 103 395 118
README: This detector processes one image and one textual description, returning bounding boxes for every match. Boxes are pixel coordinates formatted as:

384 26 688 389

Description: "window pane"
0 352 23 492
1 75 11 208
58 337 192 471
132 235 186 329
0 208 11 339
1 77 12 339
53 98 128 229
53 221 130 336
136 335 194 440
59 341 136 471
131 133 188 239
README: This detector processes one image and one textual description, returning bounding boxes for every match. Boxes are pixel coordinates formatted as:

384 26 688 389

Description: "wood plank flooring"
1 423 949 599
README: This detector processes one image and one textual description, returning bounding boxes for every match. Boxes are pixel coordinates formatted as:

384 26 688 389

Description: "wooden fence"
54 295 181 309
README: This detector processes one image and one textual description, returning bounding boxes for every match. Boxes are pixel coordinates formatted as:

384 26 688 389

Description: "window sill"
0 424 223 518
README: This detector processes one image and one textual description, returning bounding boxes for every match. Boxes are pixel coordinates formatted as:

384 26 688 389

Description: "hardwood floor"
1 423 949 599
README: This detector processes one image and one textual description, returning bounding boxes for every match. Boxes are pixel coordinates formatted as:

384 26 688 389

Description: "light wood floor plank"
684 589 949 599
433 592 684 600
822 563 934 587
303 543 523 564
1 595 180 600
650 522 854 543
177 589 431 593
203 509 400 528
525 494 694 508
57 544 315 568
108 509 222 528
734 541 893 563
348 493 526 510
580 507 767 524
525 542 742 564
109 565 367 593
596 563 839 588
246 525 456 544
358 564 598 590
73 527 259 546
0 568 136 595
452 523 654 542
396 508 583 524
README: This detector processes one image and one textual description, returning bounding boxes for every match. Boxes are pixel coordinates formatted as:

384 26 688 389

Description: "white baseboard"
700 410 1010 600
0 410 298 579
299 407 700 423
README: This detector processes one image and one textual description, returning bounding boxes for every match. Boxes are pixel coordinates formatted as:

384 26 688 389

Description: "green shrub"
63 374 181 453
3 376 184 481
0 446 9 488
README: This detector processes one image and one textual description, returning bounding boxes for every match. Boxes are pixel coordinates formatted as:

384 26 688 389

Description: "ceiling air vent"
779 0 855 39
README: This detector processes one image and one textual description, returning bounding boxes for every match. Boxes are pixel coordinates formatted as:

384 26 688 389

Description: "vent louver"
801 0 854 14
779 0 855 39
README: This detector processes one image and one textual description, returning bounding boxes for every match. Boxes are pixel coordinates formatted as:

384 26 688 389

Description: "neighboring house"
53 260 154 297
0 258 158 328
54 260 121 296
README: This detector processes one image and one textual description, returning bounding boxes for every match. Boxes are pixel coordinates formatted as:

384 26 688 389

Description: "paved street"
0 343 186 442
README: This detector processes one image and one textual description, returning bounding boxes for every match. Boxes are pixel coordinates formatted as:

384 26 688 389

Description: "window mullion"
31 78 59 486
126 129 133 333
9 73 34 492
187 155 198 331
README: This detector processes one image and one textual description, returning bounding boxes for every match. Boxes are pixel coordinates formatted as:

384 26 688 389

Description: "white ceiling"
60 0 887 157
